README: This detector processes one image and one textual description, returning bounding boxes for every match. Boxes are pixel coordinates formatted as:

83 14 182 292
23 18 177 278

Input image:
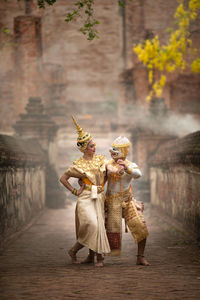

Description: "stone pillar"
118 68 136 130
13 97 58 151
42 63 67 126
25 0 33 15
14 15 43 117
124 0 135 69
131 129 174 202
13 97 66 208
131 98 174 202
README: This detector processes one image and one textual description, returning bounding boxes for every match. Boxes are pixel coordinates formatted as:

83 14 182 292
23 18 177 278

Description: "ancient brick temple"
0 0 123 133
1 1 199 131
0 1 200 236
13 96 66 208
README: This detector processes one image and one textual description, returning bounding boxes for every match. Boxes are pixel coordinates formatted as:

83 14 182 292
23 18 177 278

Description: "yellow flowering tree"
133 0 200 101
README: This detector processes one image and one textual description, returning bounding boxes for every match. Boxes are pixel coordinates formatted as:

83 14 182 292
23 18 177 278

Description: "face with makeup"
84 140 96 156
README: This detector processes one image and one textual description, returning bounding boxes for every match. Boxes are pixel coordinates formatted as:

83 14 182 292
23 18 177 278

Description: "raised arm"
117 160 142 179
106 162 125 175
60 173 85 196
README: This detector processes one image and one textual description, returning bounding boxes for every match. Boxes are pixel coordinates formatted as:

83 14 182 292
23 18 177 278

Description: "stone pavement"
0 202 200 300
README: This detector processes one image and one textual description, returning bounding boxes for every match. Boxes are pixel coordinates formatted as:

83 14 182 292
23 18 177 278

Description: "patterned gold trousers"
105 190 149 255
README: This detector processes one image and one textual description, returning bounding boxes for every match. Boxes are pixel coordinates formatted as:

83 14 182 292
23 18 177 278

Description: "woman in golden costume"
60 117 110 267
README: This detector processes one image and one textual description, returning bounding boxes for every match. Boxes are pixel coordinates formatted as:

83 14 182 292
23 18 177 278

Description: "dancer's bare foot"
136 255 150 266
95 254 104 267
95 261 104 267
81 255 94 264
68 249 80 264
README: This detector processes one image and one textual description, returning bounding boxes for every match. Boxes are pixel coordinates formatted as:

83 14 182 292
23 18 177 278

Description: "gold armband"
125 167 132 175
72 188 78 196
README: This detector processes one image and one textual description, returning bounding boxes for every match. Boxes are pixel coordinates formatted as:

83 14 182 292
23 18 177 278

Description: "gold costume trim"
125 167 133 175
112 142 130 148
108 159 131 168
73 154 105 172
106 182 149 255
85 185 104 193
108 159 139 176
82 177 104 193
106 189 130 203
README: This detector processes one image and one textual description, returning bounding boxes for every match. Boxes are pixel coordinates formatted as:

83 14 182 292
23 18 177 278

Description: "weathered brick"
150 131 200 235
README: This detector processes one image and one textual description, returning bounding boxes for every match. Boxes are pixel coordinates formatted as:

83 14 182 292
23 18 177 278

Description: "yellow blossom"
191 58 200 73
133 0 200 101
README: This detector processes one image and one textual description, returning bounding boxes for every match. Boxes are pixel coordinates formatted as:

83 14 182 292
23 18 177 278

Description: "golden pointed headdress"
72 116 92 152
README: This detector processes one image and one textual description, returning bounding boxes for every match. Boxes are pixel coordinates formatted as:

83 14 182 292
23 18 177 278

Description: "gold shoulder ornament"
73 154 105 172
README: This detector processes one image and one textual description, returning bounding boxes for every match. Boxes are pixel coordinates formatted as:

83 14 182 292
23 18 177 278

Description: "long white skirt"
75 190 110 254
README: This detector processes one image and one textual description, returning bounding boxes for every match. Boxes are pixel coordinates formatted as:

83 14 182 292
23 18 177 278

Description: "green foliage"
37 0 57 9
12 0 134 41
33 0 131 40
10 0 56 9
3 28 9 34
65 0 100 41
13 0 136 41
1 27 13 51
118 1 126 8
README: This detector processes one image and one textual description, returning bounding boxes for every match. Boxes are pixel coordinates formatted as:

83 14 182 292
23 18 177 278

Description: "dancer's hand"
135 201 144 212
118 165 125 175
77 183 85 196
78 178 84 187
107 162 124 175
117 159 128 170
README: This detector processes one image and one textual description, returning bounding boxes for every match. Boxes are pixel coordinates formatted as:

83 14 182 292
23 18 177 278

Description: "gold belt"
84 185 104 194
107 189 130 200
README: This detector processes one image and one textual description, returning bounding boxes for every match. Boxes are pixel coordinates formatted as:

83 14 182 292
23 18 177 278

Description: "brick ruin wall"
0 135 46 247
0 0 123 133
149 131 200 236
0 0 199 131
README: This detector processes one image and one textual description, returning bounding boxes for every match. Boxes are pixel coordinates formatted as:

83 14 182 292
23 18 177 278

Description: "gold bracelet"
125 167 132 175
72 188 78 195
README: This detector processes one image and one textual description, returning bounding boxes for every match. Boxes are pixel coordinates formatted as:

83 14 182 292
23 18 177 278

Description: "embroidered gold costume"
65 154 110 254
65 118 110 255
106 137 149 256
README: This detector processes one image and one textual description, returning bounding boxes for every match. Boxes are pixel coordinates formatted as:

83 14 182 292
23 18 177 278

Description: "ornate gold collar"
73 154 105 172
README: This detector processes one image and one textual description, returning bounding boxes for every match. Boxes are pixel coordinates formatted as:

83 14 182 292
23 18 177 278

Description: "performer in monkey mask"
106 136 150 266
